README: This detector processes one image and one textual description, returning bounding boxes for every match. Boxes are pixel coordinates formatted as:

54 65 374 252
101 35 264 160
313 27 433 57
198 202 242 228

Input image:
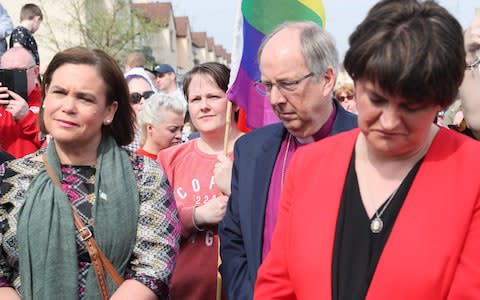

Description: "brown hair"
20 3 43 21
183 62 238 121
40 47 135 146
125 51 145 69
183 62 230 97
344 0 465 108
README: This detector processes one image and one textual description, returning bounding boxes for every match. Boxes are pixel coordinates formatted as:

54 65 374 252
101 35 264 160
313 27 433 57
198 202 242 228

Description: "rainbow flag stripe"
227 0 326 129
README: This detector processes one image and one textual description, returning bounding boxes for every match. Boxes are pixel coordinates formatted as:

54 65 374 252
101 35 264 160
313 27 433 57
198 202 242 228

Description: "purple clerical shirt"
262 103 337 260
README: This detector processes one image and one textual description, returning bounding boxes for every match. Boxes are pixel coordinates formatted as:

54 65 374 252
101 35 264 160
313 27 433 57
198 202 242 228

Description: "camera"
0 69 28 100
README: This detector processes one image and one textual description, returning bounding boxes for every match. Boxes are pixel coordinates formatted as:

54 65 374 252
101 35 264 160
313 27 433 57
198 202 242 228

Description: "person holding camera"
0 46 42 158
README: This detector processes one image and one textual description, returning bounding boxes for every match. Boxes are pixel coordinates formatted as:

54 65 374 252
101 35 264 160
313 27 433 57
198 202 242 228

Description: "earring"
104 119 112 125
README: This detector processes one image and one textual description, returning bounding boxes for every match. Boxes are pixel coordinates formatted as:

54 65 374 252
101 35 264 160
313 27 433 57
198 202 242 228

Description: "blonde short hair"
334 83 354 100
137 93 187 146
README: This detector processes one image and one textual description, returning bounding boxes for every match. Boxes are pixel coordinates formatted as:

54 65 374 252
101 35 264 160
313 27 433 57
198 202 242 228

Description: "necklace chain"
370 186 399 233
278 133 400 234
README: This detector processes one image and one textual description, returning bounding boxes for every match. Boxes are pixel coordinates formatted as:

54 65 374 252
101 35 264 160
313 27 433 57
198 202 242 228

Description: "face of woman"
43 64 117 150
338 92 357 114
187 74 229 136
356 80 440 158
148 108 184 150
128 77 153 115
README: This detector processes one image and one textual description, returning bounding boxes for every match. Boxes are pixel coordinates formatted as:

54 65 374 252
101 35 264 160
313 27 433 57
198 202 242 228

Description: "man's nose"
269 85 286 105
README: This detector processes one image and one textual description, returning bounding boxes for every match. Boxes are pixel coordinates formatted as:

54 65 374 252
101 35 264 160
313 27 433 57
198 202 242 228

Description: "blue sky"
168 0 478 59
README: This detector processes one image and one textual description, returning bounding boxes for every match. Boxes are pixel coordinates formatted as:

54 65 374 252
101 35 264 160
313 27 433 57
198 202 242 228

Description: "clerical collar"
296 102 337 144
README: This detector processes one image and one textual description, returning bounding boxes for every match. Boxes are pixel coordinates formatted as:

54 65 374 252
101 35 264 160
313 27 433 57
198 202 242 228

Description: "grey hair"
258 21 339 79
137 93 187 146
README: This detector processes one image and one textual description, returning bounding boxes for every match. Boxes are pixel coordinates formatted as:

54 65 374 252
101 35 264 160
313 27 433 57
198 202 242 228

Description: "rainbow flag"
227 0 326 129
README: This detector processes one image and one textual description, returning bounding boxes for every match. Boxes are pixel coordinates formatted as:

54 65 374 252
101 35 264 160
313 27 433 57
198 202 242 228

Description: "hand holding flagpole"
215 100 232 300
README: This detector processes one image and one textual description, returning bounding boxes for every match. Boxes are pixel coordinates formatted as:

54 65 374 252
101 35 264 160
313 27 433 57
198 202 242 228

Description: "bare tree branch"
37 0 161 61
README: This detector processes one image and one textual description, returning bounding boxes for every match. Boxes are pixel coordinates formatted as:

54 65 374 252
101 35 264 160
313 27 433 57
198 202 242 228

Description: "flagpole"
223 101 233 155
216 100 232 300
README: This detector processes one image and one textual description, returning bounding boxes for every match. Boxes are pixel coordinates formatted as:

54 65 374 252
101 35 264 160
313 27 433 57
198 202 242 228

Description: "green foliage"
38 0 160 60
139 46 156 69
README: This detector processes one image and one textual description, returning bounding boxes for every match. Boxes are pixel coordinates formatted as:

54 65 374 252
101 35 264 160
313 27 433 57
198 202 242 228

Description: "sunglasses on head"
130 91 155 104
338 95 354 102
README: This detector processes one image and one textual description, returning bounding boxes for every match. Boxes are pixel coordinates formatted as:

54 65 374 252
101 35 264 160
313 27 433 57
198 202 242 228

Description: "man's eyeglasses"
337 95 354 102
254 72 314 96
130 91 155 104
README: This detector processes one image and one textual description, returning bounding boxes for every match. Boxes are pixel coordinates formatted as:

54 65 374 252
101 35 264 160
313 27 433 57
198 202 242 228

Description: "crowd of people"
0 0 480 299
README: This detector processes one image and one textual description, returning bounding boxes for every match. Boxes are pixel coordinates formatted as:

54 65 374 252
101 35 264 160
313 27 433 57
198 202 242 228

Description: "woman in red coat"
254 0 480 299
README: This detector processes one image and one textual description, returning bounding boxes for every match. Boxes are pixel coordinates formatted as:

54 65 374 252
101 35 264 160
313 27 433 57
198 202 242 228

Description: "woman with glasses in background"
335 83 357 114
124 67 156 151
137 93 186 160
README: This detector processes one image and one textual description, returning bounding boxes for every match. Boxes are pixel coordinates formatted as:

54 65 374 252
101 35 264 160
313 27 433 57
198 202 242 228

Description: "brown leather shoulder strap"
42 154 124 298
71 206 124 287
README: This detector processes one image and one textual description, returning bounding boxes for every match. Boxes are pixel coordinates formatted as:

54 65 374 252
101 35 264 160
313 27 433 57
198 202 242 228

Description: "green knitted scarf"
18 136 139 299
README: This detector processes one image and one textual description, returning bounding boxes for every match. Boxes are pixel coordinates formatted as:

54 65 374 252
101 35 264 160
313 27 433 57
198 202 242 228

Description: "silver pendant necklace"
370 187 399 234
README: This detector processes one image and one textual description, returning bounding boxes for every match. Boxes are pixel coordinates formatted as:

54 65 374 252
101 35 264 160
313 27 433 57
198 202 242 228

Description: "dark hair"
344 0 465 108
20 3 43 21
125 51 145 69
183 62 239 121
183 62 230 96
40 47 135 146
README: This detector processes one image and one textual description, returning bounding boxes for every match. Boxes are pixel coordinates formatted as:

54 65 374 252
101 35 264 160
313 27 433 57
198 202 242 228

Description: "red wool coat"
255 128 480 300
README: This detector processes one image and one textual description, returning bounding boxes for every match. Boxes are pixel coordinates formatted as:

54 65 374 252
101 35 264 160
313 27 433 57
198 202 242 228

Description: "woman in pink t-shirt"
158 62 242 300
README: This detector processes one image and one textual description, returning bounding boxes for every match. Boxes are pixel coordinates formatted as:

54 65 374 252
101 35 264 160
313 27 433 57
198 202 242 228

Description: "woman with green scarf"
0 47 180 300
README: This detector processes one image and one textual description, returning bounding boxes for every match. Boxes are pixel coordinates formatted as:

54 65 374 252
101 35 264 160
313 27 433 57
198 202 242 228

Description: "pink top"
262 103 337 260
158 140 229 300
